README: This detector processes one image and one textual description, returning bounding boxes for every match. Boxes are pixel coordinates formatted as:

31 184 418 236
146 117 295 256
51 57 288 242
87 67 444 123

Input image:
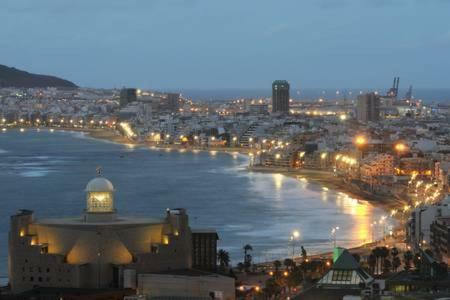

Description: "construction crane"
387 77 400 98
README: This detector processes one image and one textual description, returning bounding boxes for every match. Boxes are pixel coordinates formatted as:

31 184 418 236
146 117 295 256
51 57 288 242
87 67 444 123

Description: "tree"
217 249 230 270
273 260 282 274
264 277 282 298
413 253 421 270
243 244 253 255
392 256 401 272
243 244 253 272
403 251 413 271
284 258 295 270
301 246 307 261
379 247 390 272
372 247 383 274
383 259 392 274
368 253 377 274
390 247 399 258
390 247 400 273
237 262 244 272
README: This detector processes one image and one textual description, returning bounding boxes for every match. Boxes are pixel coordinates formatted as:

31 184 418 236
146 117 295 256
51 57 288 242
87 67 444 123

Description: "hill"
0 64 77 88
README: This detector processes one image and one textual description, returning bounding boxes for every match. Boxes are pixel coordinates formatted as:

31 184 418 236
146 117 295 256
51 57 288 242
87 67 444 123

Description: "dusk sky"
1 0 450 89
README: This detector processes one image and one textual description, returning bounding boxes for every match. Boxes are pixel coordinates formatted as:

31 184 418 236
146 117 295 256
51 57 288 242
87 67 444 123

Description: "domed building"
8 174 219 294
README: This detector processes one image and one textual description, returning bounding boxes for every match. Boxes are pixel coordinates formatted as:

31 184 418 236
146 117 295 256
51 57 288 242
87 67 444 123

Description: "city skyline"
1 0 450 89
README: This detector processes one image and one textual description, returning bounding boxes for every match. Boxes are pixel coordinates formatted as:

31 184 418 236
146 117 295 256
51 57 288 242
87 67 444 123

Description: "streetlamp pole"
290 230 300 260
331 226 339 248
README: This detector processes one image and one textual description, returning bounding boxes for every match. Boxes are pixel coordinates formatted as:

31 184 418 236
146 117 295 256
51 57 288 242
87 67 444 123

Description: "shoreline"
247 166 407 211
9 126 406 210
6 126 403 262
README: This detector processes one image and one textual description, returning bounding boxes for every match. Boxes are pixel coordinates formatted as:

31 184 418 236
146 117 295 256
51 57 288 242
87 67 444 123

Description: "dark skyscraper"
119 88 137 107
167 93 180 113
356 92 380 123
272 80 290 114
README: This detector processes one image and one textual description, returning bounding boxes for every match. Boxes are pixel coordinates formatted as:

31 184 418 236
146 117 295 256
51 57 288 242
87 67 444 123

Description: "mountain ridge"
0 64 77 88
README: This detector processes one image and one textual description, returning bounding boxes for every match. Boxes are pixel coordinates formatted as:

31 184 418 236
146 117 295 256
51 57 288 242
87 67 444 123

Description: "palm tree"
392 256 401 272
368 253 377 274
390 247 400 272
383 259 392 274
403 250 413 271
243 244 253 272
301 246 307 261
379 247 390 273
273 260 282 273
243 244 253 260
217 249 230 270
372 247 382 274
236 262 245 272
413 253 421 270
390 247 399 258
284 258 295 270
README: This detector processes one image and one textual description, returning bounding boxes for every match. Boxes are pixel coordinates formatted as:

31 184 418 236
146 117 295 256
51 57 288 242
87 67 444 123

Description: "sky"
1 0 450 89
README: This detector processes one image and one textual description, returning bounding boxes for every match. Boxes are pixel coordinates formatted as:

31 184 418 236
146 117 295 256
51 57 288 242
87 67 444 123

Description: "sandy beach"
50 126 407 212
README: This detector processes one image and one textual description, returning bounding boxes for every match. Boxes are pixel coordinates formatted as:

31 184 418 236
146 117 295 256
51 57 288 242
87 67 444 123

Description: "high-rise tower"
272 80 290 114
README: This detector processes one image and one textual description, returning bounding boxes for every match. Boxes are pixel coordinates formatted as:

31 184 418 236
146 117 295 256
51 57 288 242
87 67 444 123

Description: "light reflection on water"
0 129 386 274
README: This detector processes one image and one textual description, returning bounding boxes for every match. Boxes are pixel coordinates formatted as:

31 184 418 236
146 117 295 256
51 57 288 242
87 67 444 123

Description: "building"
356 92 380 123
430 215 450 264
166 93 180 113
272 80 290 114
120 88 137 107
435 161 450 193
192 230 219 272
136 270 235 300
294 249 377 300
408 196 450 246
317 249 373 289
360 154 394 186
8 174 218 294
247 101 268 115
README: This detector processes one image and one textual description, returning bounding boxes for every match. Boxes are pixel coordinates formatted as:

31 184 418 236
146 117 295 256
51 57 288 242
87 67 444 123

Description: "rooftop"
35 216 165 226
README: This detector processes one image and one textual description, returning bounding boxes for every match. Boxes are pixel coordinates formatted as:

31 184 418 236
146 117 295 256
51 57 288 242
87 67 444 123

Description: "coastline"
81 128 407 265
9 126 404 261
247 166 407 211
29 126 406 211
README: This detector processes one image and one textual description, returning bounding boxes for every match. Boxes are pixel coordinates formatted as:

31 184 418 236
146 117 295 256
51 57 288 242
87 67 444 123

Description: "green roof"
332 250 360 270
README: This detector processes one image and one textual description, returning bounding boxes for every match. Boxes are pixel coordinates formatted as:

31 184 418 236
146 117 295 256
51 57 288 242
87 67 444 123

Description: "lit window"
87 192 113 213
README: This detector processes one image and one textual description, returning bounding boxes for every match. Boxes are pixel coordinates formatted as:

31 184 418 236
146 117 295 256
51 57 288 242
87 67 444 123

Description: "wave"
0 149 8 154
19 169 53 177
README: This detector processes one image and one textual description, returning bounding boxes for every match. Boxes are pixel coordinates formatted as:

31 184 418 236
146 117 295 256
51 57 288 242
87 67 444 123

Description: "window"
30 277 34 282
151 244 159 254
331 270 352 282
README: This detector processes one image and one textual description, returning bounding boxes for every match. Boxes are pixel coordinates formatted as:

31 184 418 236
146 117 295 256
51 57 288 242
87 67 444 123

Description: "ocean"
0 129 386 280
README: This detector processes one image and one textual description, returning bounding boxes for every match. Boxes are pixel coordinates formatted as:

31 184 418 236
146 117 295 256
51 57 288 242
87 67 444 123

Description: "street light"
354 135 367 147
289 230 300 259
331 226 340 248
394 142 408 153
